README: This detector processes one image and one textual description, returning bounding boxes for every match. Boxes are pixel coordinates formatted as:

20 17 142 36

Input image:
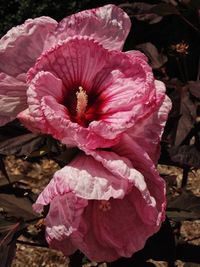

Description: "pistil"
76 86 88 118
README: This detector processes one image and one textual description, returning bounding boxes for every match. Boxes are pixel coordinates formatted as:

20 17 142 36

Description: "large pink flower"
0 4 130 129
33 146 166 262
1 4 172 262
33 83 171 261
0 4 169 153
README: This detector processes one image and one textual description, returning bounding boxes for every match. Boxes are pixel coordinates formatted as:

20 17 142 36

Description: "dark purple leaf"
175 87 197 146
169 145 200 168
0 218 25 267
119 2 163 24
119 2 179 25
0 120 29 142
135 42 167 69
0 193 38 221
151 3 179 16
53 147 79 167
0 156 10 184
188 81 200 100
0 133 46 156
167 190 200 221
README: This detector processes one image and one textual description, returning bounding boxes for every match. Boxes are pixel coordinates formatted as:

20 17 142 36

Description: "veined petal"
28 36 107 87
73 188 161 262
34 149 166 262
19 71 66 133
45 4 131 51
0 17 57 77
112 133 166 221
33 150 144 205
126 80 172 163
126 50 148 62
40 192 87 256
26 37 120 148
26 37 167 150
17 108 41 133
88 49 157 139
0 73 27 126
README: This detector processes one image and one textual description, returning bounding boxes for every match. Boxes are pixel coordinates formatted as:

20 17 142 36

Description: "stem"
197 56 200 81
182 55 189 82
179 14 200 35
69 251 83 267
176 57 186 82
181 166 190 188
0 156 11 184
25 216 44 224
17 240 47 248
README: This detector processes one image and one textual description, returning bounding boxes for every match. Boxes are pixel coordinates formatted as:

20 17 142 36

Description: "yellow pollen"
76 86 88 117
99 200 111 212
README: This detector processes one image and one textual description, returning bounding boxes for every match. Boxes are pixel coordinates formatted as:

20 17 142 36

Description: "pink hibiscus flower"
1 4 172 262
0 4 169 152
33 142 166 262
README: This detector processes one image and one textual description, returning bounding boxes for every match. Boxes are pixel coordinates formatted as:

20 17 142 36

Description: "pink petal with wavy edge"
0 73 27 126
112 133 166 222
17 108 42 133
33 147 165 261
72 186 162 262
0 17 57 77
28 36 107 86
126 80 172 163
26 38 119 148
88 50 157 138
26 37 165 149
34 150 148 205
126 50 148 62
45 4 130 51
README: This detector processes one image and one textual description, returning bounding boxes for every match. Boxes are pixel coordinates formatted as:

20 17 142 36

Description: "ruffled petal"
112 133 166 221
39 192 87 256
27 37 166 150
45 4 130 51
88 49 157 139
0 73 27 126
126 80 172 163
33 146 165 261
33 150 145 206
125 50 148 62
17 108 42 133
26 37 120 148
0 17 57 77
28 36 107 87
24 71 66 133
73 187 162 262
